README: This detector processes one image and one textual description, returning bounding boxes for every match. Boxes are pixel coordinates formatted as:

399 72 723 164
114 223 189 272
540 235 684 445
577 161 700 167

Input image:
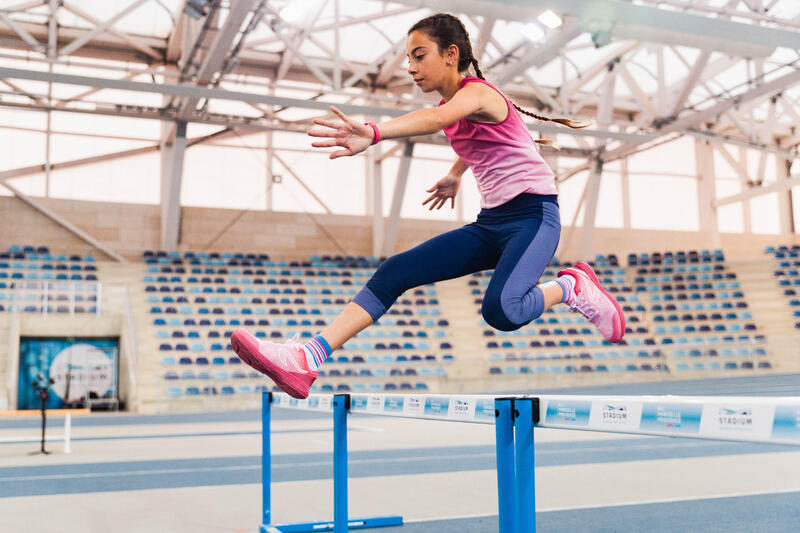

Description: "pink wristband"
365 122 380 144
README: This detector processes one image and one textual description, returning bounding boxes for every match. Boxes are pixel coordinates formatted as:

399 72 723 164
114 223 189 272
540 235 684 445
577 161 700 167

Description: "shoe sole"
231 330 311 399
573 262 626 343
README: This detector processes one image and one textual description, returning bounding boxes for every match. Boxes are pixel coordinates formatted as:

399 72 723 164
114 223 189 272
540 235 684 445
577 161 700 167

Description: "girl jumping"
232 13 626 399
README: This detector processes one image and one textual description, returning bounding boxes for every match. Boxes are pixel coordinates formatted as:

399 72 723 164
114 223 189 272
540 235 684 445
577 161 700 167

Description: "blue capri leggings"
352 193 561 331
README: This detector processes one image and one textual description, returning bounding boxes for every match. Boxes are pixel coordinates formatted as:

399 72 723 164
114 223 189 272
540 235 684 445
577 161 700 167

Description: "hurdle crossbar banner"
264 392 800 533
272 392 800 445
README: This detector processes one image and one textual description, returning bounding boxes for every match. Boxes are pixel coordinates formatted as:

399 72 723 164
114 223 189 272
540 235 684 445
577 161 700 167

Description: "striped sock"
556 274 576 303
302 335 332 371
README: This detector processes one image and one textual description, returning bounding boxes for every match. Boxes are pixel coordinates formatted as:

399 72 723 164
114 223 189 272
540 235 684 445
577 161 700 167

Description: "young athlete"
232 13 626 399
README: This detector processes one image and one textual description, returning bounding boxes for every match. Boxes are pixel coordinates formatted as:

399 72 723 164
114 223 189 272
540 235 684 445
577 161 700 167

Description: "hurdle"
260 391 800 532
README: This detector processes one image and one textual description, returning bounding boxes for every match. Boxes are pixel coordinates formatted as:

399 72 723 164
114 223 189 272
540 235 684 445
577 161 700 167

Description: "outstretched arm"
308 84 487 159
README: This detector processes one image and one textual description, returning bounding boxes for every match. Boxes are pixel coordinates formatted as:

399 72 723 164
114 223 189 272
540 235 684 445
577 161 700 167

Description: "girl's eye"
416 55 424 60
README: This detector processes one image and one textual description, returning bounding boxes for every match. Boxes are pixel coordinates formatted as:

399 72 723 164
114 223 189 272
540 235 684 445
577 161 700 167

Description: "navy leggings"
352 193 561 331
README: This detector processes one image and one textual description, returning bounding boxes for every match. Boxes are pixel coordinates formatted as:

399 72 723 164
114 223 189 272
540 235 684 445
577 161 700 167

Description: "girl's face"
406 30 458 93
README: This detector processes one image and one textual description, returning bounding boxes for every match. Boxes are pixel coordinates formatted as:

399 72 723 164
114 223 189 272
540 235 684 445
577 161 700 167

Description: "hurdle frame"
260 391 800 533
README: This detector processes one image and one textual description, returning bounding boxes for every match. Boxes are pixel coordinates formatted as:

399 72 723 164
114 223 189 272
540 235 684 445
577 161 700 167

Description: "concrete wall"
1 195 798 261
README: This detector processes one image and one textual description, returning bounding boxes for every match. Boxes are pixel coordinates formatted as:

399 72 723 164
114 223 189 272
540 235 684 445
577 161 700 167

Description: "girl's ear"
447 43 459 66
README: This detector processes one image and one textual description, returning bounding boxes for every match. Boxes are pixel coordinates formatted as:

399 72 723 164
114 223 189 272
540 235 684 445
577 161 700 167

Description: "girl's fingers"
426 185 437 193
330 106 354 125
422 192 437 205
450 197 455 209
329 149 351 159
313 118 340 129
311 140 338 148
307 129 338 138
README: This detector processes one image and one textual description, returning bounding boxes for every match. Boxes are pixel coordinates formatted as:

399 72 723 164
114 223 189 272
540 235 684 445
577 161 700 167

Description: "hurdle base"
261 515 402 532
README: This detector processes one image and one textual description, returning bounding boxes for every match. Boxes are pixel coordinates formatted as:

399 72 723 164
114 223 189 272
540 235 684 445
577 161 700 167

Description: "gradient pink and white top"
439 76 557 208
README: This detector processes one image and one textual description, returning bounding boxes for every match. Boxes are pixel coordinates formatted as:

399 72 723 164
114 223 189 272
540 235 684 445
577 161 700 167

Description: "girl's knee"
481 296 519 332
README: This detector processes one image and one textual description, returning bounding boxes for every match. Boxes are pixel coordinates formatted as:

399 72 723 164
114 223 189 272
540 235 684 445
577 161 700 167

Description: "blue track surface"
0 437 794 498
377 491 800 533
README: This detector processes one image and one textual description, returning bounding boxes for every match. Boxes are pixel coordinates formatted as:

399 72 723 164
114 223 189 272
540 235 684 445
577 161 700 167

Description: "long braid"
409 13 591 150
468 56 589 150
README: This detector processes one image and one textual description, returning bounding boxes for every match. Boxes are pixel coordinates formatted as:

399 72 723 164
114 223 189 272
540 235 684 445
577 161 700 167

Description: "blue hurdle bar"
495 398 516 532
514 398 537 533
260 392 403 532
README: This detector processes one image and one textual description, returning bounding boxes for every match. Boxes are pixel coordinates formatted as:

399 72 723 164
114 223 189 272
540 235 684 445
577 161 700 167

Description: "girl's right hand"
422 174 461 210
308 106 375 159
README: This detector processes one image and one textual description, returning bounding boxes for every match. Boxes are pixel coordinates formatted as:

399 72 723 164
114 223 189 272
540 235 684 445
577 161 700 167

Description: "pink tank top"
440 76 557 208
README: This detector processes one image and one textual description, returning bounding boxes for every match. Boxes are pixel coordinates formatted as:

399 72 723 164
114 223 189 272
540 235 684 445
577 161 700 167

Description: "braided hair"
408 13 590 149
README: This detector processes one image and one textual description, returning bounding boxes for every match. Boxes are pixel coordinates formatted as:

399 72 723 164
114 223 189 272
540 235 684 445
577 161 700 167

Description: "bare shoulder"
459 80 508 123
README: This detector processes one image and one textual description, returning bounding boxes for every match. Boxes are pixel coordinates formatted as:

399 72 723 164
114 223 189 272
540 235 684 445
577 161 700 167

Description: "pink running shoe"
557 262 626 343
231 329 318 399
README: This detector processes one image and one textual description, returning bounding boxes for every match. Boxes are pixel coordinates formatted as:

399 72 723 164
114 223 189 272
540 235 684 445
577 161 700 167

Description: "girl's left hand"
308 106 375 159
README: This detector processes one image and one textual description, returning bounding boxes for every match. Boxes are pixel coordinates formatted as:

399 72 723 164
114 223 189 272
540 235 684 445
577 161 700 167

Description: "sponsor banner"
424 396 450 416
350 395 369 411
318 395 332 411
366 395 385 413
404 395 425 416
383 396 404 413
700 404 773 440
588 401 642 430
448 397 475 419
475 398 496 421
771 405 800 442
640 402 702 435
544 399 591 427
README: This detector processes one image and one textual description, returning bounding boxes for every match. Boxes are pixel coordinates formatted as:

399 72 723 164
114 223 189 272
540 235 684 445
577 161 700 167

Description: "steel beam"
388 0 800 51
58 0 149 57
160 121 187 251
177 0 257 119
495 22 581 85
776 153 795 235
695 139 721 248
0 8 44 52
383 142 415 256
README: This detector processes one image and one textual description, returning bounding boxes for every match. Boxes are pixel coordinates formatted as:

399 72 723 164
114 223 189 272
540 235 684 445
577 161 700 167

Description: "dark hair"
408 13 590 149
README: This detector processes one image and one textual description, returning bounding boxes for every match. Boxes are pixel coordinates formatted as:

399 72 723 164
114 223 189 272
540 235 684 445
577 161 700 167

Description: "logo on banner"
318 396 332 411
545 400 591 426
308 397 320 409
475 399 495 420
601 404 629 425
405 396 424 415
289 397 299 407
771 406 800 442
424 397 450 415
367 395 383 412
641 403 702 434
450 398 472 418
717 407 754 431
350 395 368 410
384 397 404 412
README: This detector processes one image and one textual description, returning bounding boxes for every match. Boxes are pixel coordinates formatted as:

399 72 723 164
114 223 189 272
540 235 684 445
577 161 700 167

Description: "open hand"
308 106 375 159
422 174 460 210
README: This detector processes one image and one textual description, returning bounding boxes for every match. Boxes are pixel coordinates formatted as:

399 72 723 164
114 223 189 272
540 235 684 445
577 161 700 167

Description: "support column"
621 157 631 229
578 158 603 261
367 142 384 258
265 130 274 211
738 147 753 233
777 153 795 235
695 139 721 249
160 120 187 251
383 142 414 257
